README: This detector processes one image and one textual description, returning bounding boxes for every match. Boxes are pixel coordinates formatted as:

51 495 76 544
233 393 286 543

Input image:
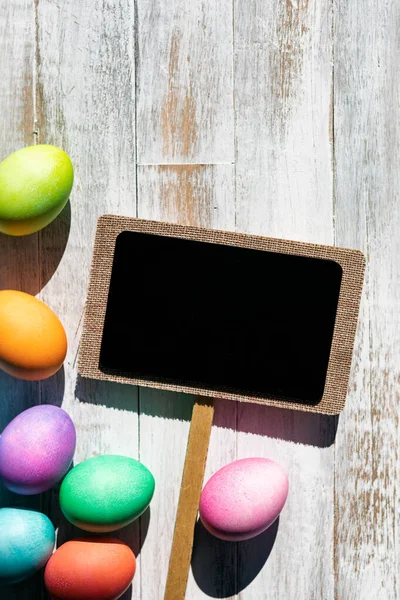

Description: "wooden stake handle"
164 396 215 600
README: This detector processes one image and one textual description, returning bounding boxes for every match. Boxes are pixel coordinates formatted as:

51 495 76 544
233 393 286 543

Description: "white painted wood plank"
234 1 335 599
334 1 400 597
137 165 237 599
0 2 44 598
137 165 235 228
0 0 38 299
36 1 139 598
5 2 397 599
235 0 333 245
136 0 234 164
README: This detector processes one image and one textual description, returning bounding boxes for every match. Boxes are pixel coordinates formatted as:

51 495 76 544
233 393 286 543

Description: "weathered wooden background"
1 0 399 598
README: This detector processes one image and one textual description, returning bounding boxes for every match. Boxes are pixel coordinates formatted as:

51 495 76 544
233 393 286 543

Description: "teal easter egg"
59 455 155 532
0 144 73 236
0 508 55 585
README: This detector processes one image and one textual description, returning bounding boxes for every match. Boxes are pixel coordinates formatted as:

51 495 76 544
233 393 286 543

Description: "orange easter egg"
44 538 136 600
0 290 67 380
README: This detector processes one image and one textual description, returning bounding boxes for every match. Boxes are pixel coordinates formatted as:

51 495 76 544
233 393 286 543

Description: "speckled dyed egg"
199 458 289 541
0 290 67 381
0 508 55 585
60 455 155 532
0 405 76 495
44 538 136 600
0 144 73 236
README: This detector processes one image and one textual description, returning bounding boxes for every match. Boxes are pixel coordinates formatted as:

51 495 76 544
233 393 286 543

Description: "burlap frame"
78 215 365 415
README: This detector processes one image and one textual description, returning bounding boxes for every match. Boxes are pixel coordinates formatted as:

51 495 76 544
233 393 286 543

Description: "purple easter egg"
0 405 76 495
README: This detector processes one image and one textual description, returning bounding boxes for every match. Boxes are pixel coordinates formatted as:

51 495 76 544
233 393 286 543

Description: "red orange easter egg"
44 538 136 600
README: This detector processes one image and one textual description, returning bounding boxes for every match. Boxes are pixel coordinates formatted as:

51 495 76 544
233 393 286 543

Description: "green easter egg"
0 144 73 236
59 455 155 533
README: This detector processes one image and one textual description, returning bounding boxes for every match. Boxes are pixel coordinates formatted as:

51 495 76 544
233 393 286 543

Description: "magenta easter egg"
0 405 76 495
199 458 288 541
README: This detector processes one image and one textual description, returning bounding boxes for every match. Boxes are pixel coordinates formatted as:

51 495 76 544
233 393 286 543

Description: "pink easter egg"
199 457 288 541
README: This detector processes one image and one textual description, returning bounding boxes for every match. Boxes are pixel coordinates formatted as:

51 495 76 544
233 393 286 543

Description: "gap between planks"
138 163 235 166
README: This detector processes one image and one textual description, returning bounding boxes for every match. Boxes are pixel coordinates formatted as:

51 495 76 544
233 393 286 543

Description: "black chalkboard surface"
99 230 343 405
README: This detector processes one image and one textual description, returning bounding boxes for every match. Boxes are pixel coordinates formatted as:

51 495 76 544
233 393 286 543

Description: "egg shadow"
1 570 45 600
39 200 71 292
191 518 279 598
119 584 133 600
55 506 150 558
118 506 151 558
38 459 74 529
114 509 151 600
0 200 71 295
40 365 65 408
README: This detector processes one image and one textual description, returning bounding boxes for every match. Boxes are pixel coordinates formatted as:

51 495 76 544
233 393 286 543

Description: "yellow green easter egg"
0 144 73 236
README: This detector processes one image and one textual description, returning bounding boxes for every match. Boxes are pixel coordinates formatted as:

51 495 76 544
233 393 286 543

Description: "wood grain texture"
136 0 234 164
334 0 400 598
0 0 39 297
0 2 43 598
35 2 139 599
234 1 336 599
2 0 398 598
235 0 333 243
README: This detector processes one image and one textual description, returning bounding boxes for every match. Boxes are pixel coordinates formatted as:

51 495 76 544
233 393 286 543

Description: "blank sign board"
78 216 365 415
100 230 342 405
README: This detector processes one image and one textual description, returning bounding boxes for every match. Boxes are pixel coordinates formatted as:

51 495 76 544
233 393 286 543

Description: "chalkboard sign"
99 230 343 405
78 216 365 415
